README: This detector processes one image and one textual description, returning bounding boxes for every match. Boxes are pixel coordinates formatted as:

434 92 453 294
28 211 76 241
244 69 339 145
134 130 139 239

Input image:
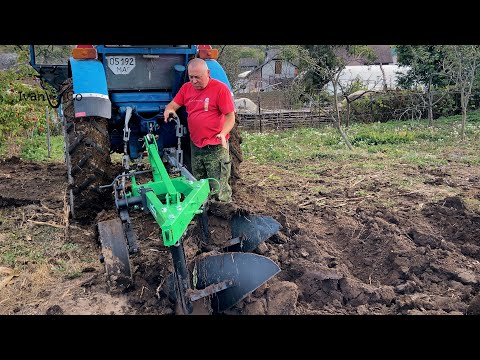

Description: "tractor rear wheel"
61 79 113 222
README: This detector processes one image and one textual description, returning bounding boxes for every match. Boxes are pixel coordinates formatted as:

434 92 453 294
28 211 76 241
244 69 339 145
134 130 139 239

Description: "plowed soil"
1 154 480 315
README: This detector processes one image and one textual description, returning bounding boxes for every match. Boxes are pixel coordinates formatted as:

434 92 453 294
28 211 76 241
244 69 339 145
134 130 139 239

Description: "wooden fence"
236 109 330 131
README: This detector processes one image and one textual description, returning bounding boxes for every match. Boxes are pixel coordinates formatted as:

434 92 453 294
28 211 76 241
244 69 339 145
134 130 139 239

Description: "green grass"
0 220 64 269
1 240 45 267
241 110 480 168
2 109 480 169
0 134 64 162
20 135 64 162
0 208 97 279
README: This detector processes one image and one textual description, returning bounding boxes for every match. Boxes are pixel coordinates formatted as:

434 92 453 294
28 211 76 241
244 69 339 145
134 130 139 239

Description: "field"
1 114 480 315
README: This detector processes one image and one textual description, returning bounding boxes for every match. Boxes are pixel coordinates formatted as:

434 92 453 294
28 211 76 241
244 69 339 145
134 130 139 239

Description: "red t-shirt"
173 78 235 148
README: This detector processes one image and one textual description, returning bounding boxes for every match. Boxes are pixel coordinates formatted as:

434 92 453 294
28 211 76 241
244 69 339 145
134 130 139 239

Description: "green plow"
98 134 281 314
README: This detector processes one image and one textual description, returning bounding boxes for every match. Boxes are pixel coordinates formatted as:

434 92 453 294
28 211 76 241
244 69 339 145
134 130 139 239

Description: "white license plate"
106 56 136 75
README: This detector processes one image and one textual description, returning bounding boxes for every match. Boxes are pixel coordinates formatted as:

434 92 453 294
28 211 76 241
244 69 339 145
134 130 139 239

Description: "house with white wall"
325 45 409 93
237 49 298 93
325 64 410 93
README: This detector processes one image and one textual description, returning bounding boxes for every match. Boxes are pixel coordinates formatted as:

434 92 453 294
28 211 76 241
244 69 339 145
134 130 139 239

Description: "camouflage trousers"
190 141 232 202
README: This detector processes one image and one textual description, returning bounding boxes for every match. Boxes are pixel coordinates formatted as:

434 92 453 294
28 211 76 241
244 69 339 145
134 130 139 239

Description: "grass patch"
399 152 447 166
350 129 415 146
241 109 480 168
241 127 342 164
0 211 96 288
20 135 64 162
0 134 64 162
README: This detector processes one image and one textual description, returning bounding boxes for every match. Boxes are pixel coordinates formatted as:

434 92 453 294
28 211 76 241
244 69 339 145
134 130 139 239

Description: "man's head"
187 58 210 90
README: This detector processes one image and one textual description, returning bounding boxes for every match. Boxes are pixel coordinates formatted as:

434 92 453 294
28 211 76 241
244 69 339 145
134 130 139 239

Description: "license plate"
106 56 136 75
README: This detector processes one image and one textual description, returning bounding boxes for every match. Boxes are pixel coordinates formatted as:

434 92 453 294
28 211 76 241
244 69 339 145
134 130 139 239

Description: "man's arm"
163 100 181 122
216 111 235 149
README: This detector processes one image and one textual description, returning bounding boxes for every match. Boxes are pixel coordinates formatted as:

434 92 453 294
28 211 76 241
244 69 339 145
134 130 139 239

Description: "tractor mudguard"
69 57 111 119
206 59 232 92
206 59 236 113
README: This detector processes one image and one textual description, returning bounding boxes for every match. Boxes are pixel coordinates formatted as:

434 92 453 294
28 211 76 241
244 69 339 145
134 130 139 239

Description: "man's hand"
164 111 177 123
216 133 228 149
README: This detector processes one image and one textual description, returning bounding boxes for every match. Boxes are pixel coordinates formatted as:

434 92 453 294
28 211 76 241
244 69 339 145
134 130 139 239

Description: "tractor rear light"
72 45 97 59
197 45 219 59
198 48 219 60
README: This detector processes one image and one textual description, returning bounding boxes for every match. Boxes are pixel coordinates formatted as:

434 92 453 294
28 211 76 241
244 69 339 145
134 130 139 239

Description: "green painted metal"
130 134 211 247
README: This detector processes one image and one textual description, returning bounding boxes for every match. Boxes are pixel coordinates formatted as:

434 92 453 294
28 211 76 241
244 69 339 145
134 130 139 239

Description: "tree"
214 45 242 90
442 45 480 140
337 78 380 127
215 45 265 91
396 45 449 126
283 45 375 150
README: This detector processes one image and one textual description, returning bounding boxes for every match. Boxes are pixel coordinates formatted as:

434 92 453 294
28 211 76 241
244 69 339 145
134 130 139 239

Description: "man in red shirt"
163 58 235 203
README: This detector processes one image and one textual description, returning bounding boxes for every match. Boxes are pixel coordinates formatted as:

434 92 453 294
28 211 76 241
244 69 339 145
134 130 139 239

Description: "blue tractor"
29 45 281 314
